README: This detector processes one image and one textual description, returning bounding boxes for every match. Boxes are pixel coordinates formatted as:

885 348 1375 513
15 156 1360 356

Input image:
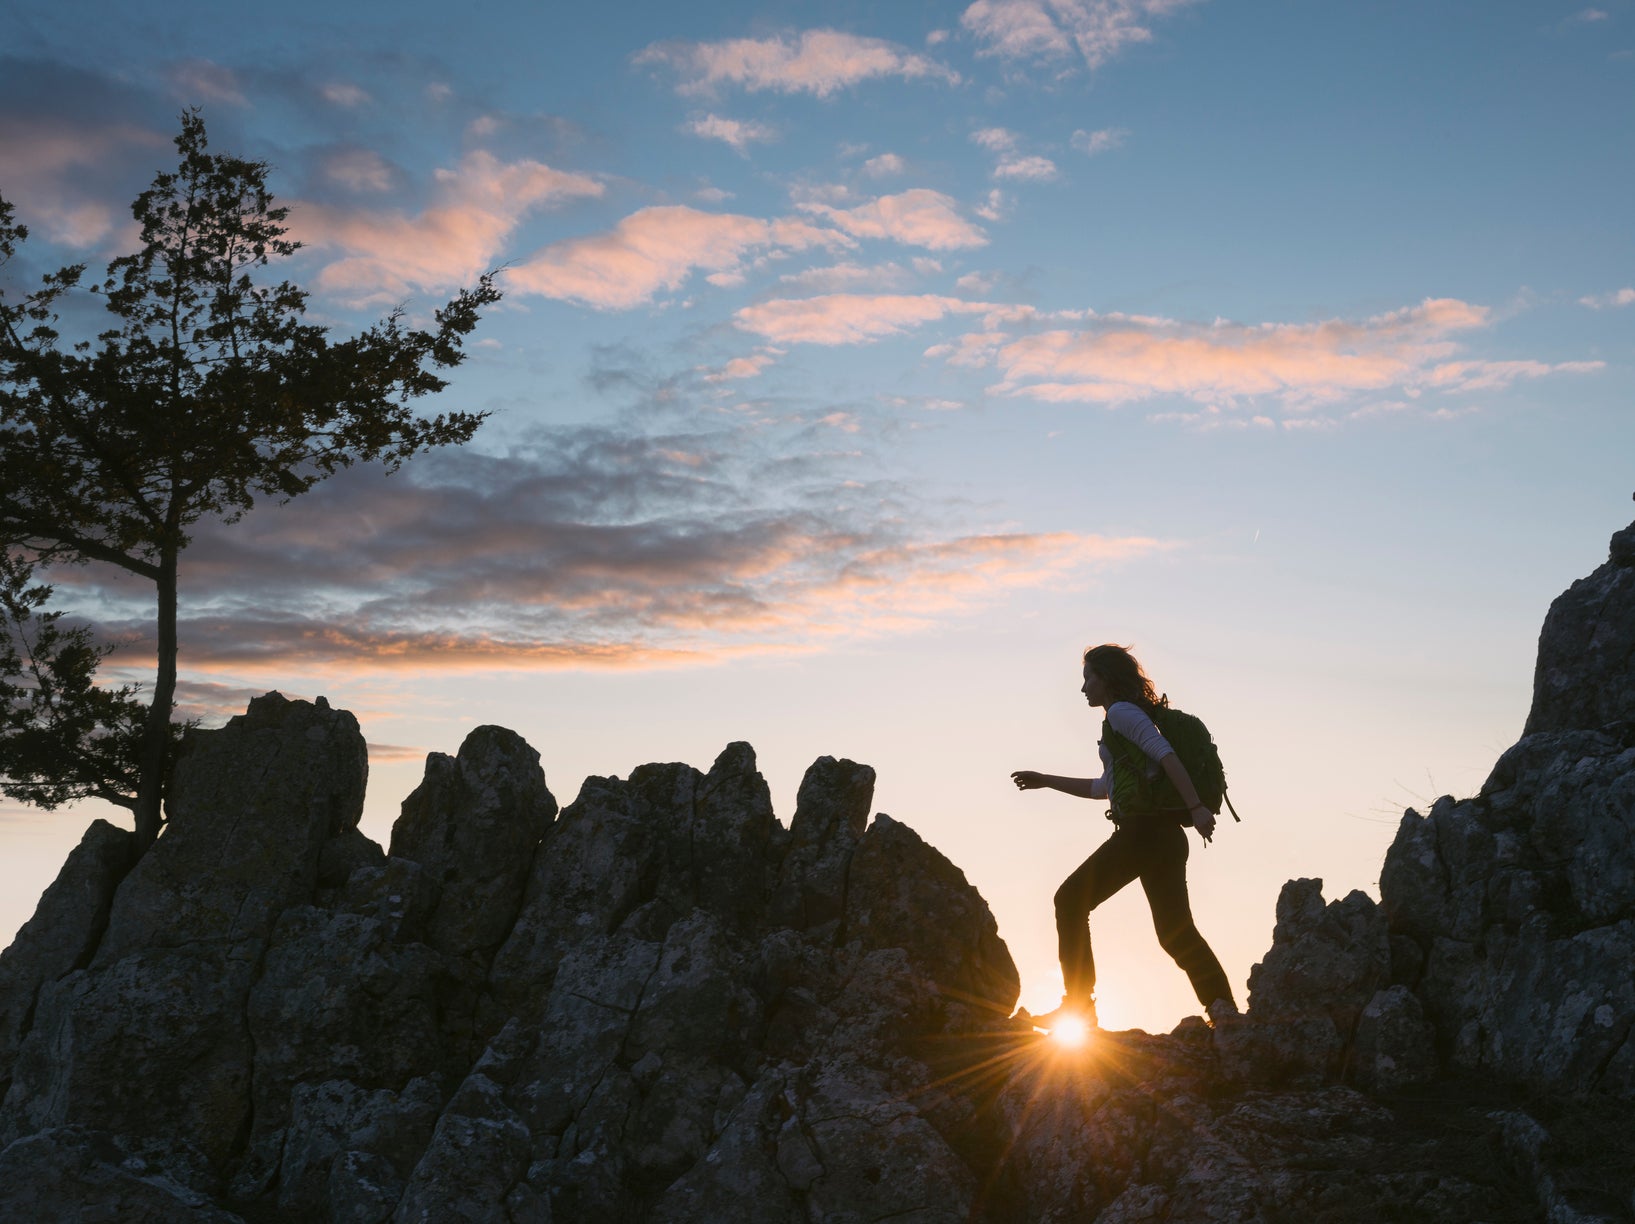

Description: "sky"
1 0 1631 1033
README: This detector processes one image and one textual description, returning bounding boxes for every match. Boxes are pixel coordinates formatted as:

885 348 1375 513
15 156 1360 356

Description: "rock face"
2 518 1633 1222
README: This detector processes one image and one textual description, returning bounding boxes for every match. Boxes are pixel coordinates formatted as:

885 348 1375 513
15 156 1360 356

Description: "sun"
1049 1014 1092 1048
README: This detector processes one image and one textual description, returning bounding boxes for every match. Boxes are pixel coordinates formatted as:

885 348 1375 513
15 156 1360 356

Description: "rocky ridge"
0 521 1632 1221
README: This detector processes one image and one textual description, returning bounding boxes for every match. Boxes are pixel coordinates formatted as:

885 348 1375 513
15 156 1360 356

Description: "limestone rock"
389 725 557 963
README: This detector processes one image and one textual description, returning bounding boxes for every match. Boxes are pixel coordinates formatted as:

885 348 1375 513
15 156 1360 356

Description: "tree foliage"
0 111 500 845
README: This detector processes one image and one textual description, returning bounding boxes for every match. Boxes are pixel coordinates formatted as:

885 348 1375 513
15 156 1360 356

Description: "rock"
0 1126 240 1222
0 694 367 1165
1215 879 1390 1086
95 692 367 964
0 819 133 1093
1352 985 1437 1093
771 755 874 937
844 813 1020 1026
1525 517 1635 735
389 725 557 964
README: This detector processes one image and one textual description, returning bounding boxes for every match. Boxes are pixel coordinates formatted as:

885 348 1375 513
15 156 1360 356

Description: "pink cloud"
636 29 960 97
507 206 847 310
962 0 1199 70
0 117 163 247
1580 287 1635 309
797 188 988 250
735 293 996 345
962 298 1527 409
294 151 604 304
685 113 778 151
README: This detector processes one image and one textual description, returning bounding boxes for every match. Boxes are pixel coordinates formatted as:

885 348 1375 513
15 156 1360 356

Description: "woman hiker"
1011 644 1236 1031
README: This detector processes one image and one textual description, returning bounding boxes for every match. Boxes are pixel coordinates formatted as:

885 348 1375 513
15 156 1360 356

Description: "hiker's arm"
1011 771 1106 800
1158 752 1217 841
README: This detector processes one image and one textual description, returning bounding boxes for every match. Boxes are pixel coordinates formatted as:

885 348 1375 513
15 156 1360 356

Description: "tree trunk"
132 543 178 850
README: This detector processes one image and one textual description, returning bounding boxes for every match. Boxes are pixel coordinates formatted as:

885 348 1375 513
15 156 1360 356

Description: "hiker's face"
1081 665 1111 708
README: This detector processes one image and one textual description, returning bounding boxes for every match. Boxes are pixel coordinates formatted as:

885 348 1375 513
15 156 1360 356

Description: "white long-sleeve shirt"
1088 701 1175 801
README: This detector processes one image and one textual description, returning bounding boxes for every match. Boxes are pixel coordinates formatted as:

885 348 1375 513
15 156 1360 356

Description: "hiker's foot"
1205 998 1239 1028
1032 997 1098 1032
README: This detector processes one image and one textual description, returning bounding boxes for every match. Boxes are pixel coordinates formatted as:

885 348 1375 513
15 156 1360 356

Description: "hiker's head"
1081 644 1165 711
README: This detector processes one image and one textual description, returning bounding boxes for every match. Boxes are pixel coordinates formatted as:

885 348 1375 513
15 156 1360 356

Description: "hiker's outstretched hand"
1011 770 1045 790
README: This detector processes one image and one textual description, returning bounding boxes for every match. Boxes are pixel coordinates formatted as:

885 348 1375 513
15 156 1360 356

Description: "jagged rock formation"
2 520 1634 1222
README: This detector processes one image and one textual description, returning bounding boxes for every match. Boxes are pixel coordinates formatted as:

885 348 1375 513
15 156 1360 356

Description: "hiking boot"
1031 996 1098 1032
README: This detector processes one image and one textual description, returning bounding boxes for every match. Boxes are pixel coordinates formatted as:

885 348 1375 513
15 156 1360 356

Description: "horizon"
2 0 1632 1033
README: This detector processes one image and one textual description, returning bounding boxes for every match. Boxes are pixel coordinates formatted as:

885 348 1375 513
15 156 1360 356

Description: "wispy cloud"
685 113 777 152
1072 126 1128 155
294 150 604 304
85 429 1160 674
636 29 960 97
944 297 1600 417
506 206 846 309
1580 286 1635 309
165 59 248 106
962 0 1199 71
319 81 372 108
735 293 996 345
796 188 988 250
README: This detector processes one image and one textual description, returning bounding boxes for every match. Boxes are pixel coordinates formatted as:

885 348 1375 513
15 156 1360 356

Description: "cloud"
165 59 248 106
318 146 400 193
0 115 164 247
735 293 995 345
636 29 960 97
972 127 1017 152
862 152 905 177
1072 126 1128 155
294 150 604 304
703 352 780 382
1573 7 1610 21
84 429 1161 674
778 260 924 292
319 81 372 108
507 206 846 310
961 0 1199 70
994 154 1058 181
947 297 1599 414
685 113 777 151
1580 287 1635 309
797 188 987 250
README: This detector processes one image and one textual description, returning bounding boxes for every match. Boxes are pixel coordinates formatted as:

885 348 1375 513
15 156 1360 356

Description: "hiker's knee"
1055 879 1089 921
1156 922 1200 958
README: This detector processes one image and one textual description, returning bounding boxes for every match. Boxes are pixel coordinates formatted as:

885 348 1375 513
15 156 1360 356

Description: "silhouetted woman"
1011 644 1235 1029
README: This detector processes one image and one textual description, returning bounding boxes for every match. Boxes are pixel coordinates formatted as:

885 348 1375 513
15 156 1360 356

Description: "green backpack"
1103 705 1240 825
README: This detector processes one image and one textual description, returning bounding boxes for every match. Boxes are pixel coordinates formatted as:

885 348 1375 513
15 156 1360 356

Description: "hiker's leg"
1054 832 1141 1007
1138 824 1236 1009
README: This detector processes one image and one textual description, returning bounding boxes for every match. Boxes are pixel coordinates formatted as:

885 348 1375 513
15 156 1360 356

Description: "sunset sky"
2 0 1631 1032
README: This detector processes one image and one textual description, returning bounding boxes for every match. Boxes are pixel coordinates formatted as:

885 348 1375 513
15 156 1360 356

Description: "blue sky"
2 0 1631 1031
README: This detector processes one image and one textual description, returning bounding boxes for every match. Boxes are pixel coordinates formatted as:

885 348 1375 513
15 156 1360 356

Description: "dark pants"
1054 816 1235 1010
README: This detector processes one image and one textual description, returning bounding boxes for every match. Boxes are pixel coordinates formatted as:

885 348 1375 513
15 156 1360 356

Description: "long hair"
1082 643 1168 712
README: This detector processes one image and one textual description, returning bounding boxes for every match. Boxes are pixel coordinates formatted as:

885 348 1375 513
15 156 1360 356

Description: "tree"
0 111 500 848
